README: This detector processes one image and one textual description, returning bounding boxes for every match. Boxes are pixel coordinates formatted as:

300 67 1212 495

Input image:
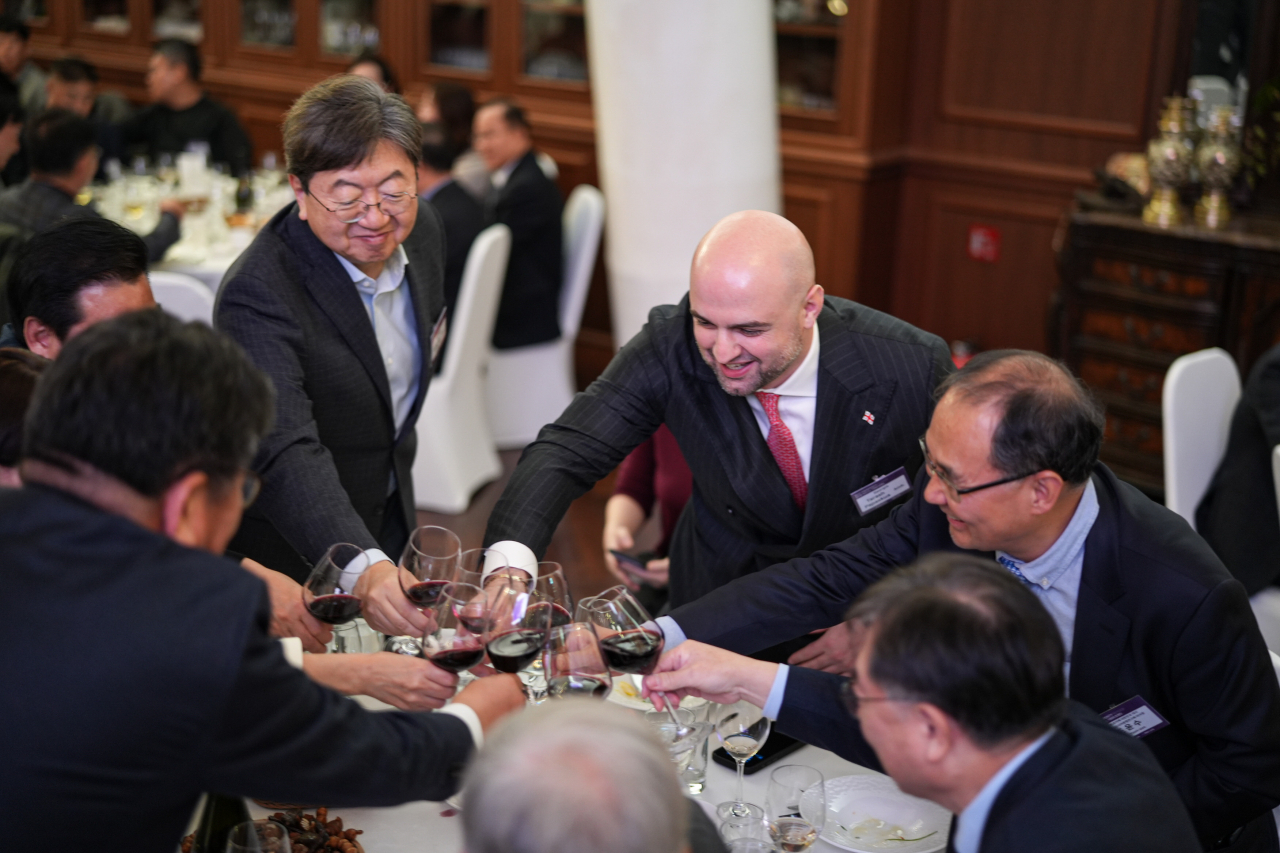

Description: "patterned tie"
756 392 807 511
997 555 1036 588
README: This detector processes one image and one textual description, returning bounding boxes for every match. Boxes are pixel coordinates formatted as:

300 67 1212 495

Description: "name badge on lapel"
430 307 449 367
850 467 912 516
1101 696 1169 738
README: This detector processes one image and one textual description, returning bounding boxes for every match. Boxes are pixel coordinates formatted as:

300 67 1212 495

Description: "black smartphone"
609 549 650 577
711 731 805 774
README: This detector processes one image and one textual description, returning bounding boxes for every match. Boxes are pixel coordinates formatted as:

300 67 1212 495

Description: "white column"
586 0 780 348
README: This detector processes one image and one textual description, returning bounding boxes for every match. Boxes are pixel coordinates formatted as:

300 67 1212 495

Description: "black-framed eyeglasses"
840 675 909 719
305 188 416 223
918 436 1036 497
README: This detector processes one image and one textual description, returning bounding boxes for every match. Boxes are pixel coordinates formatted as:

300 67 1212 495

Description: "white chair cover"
410 224 511 513
1162 347 1241 528
485 183 605 449
149 270 215 326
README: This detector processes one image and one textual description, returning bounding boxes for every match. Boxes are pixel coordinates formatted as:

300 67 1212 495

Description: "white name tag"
850 467 912 516
430 307 449 365
1101 696 1170 739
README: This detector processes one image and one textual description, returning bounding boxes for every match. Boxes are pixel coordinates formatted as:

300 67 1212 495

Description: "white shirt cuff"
278 637 305 669
438 702 483 747
487 541 539 580
761 664 790 720
655 616 687 648
362 548 392 566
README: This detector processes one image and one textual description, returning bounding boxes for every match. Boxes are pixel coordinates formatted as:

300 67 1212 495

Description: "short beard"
704 334 806 397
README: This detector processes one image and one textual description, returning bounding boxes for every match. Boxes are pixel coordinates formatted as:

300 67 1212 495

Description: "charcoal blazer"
488 150 563 349
1197 342 1280 594
483 295 952 606
216 201 445 580
669 464 1280 850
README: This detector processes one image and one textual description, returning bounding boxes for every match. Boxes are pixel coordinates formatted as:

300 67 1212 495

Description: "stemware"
579 585 665 676
483 574 553 678
420 582 491 675
719 813 770 844
456 547 511 590
398 525 461 608
301 542 369 635
765 765 826 851
533 561 574 627
543 622 612 698
715 700 772 821
225 819 289 853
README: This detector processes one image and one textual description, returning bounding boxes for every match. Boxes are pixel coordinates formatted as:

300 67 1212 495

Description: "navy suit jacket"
488 150 563 349
671 464 1280 848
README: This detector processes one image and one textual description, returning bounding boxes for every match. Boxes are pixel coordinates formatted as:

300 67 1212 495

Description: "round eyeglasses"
306 188 417 223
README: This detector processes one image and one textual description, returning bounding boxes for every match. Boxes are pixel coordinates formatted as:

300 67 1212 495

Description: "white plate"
606 674 710 713
820 775 951 852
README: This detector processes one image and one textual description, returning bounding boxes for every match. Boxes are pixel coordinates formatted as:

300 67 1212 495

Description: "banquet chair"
149 271 215 326
410 224 511 513
1162 347 1241 529
485 183 605 448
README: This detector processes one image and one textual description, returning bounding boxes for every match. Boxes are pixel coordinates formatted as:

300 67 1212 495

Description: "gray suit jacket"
215 202 445 580
484 296 952 606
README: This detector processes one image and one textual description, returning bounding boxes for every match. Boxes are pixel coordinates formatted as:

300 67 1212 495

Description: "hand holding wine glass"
765 764 826 851
398 525 461 608
543 622 612 698
715 700 772 821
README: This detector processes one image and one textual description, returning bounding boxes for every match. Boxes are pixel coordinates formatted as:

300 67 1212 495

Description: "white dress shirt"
746 323 821 480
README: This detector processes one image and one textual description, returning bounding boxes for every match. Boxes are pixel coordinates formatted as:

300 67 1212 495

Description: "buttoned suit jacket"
0 485 473 850
483 295 952 606
215 201 445 580
488 149 563 349
670 464 1280 850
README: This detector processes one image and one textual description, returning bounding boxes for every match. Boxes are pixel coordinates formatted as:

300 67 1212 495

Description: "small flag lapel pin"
862 411 875 425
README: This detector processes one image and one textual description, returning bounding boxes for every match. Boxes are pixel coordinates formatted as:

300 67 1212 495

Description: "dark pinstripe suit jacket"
483 295 952 606
215 202 445 580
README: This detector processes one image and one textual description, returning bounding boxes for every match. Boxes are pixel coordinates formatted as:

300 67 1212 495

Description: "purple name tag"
1101 696 1169 738
850 467 912 516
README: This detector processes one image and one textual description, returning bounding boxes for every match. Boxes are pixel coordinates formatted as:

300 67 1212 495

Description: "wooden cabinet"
1055 210 1280 496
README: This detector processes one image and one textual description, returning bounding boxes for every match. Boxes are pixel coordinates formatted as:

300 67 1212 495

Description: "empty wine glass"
421 582 491 675
765 765 826 851
725 840 773 853
543 622 612 699
484 574 553 680
715 700 772 821
301 543 369 651
225 819 289 853
719 813 770 844
398 525 461 608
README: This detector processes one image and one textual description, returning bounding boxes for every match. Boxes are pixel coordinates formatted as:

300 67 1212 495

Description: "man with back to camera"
645 554 1201 853
119 38 252 175
472 97 563 349
652 349 1280 852
0 309 525 849
0 109 185 262
355 209 952 642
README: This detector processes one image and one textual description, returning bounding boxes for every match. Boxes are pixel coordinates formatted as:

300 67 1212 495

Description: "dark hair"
24 310 274 497
152 38 201 82
481 97 531 133
0 90 22 128
24 108 96 175
284 74 421 190
8 218 149 345
848 553 1066 748
0 15 30 40
935 350 1103 485
432 81 475 151
50 56 99 84
419 121 457 173
0 347 47 467
348 50 399 95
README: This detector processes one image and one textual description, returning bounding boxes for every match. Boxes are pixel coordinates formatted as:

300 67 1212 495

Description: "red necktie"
756 392 807 510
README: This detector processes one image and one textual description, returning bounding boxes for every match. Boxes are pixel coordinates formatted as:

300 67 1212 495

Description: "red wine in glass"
549 602 573 628
427 647 487 673
547 674 611 698
399 525 461 606
307 593 362 624
404 579 450 607
301 543 369 637
486 629 547 673
599 628 664 675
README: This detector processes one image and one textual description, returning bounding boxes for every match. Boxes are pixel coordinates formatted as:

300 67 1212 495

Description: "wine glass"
715 700 772 821
543 622 613 699
484 574 553 682
225 819 289 853
301 543 369 651
719 813 770 844
456 547 510 590
579 585 665 676
533 562 574 628
398 525 462 608
420 582 491 675
725 840 774 853
765 765 826 851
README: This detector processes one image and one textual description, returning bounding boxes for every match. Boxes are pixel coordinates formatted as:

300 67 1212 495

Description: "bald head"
687 211 824 396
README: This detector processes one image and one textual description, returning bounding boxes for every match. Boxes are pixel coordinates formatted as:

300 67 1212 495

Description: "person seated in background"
419 120 483 369
120 38 252 175
0 346 46 487
472 97 563 349
602 423 692 614
1196 340 1280 650
0 16 43 109
348 50 399 94
418 81 488 200
646 554 1201 853
0 309 525 849
462 699 726 853
0 109 185 262
40 57 131 178
656 349 1280 852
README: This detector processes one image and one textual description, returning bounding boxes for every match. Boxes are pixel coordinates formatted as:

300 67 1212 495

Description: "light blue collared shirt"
951 729 1055 853
995 479 1099 687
